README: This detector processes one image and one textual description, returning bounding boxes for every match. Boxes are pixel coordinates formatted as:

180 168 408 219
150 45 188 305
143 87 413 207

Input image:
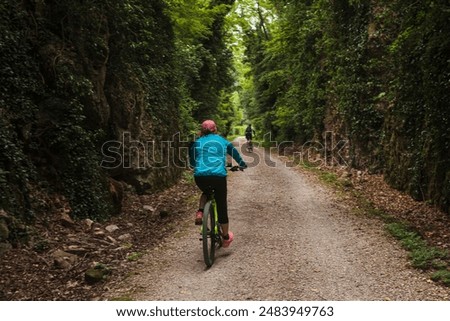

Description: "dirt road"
104 141 450 301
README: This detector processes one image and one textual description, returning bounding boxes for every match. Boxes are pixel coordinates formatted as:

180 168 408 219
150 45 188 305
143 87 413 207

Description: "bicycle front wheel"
202 200 216 267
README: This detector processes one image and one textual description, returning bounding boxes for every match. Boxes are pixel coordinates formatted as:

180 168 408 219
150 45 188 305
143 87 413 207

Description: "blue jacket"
189 134 247 177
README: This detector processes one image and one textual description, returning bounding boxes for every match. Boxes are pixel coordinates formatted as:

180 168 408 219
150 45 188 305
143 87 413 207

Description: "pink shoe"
195 211 203 225
222 231 234 248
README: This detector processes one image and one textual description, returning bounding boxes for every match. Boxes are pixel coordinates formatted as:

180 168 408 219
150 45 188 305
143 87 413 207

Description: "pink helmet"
201 120 217 132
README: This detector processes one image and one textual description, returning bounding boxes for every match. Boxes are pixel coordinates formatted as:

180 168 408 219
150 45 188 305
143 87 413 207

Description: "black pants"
194 176 228 224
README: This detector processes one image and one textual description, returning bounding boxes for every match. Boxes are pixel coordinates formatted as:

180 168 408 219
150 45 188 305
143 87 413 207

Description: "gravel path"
104 141 450 301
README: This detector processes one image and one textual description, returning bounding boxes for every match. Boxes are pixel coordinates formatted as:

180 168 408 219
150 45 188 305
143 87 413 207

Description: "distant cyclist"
245 124 255 152
189 120 247 248
245 124 255 143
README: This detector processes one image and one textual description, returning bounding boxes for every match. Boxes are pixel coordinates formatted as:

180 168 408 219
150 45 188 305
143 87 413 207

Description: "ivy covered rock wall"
0 0 182 223
243 0 450 213
379 0 450 211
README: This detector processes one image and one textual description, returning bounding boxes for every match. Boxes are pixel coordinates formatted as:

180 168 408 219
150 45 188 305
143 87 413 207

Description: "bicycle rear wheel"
202 200 216 267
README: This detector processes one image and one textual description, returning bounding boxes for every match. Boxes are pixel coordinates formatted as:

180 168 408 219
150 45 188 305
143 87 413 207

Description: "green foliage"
0 2 41 218
431 270 450 286
382 0 450 211
43 109 112 219
106 0 179 129
166 0 237 132
0 0 181 223
238 0 450 212
2 0 243 229
166 0 225 44
126 251 143 261
387 222 448 270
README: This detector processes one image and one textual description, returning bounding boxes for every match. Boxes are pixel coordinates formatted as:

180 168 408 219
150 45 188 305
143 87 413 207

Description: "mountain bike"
200 165 244 267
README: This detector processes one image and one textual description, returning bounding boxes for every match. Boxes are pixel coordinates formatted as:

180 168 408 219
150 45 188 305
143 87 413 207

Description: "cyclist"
245 124 255 152
245 124 255 143
189 120 247 248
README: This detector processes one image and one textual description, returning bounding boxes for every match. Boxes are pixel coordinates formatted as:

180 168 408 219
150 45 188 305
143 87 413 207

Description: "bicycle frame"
210 197 220 234
200 196 219 233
